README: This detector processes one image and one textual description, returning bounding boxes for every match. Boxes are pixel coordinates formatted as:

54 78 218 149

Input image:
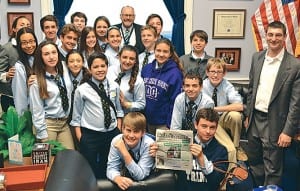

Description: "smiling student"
79 26 103 68
12 27 38 115
70 52 124 179
104 26 122 67
150 108 228 191
93 16 111 50
138 25 157 71
170 71 214 131
107 45 145 114
141 38 183 135
29 41 74 149
107 112 154 190
40 15 61 45
58 24 80 62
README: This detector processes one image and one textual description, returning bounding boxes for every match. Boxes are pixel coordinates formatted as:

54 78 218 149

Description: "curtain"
53 0 74 33
163 0 186 56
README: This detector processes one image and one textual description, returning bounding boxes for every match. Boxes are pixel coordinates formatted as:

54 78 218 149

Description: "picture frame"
215 48 241 71
8 0 30 5
7 12 34 36
212 9 246 39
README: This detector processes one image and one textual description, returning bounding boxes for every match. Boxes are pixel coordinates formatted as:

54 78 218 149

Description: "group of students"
0 5 254 191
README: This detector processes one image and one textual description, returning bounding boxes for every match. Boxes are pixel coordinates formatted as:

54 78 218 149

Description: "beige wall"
192 0 261 80
0 0 43 44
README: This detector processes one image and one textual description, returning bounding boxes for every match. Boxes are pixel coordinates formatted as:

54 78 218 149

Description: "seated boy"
150 108 228 191
202 58 247 161
107 112 155 190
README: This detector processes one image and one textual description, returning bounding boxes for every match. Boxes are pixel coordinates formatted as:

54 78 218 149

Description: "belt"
254 109 268 117
46 117 68 121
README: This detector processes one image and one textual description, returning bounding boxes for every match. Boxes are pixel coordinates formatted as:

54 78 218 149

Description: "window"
65 0 173 39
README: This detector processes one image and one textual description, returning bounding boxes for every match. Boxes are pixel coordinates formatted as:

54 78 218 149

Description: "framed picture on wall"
212 9 246 39
8 0 31 5
215 48 241 71
7 12 34 36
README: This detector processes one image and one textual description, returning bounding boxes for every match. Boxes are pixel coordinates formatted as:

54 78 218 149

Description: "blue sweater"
141 59 183 127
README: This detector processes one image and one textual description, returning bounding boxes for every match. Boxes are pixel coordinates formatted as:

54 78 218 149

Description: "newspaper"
155 129 193 171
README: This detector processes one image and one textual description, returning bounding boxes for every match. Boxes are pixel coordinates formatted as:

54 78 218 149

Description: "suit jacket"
115 23 145 53
246 49 300 140
0 41 19 96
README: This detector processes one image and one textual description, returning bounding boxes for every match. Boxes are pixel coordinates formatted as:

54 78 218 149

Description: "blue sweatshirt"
141 59 183 127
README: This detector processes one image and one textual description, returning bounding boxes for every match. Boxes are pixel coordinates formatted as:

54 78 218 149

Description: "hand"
119 91 131 109
6 66 15 80
27 74 37 87
149 142 158 157
278 133 292 147
75 127 82 142
37 138 49 143
244 117 249 129
114 136 127 151
190 143 203 158
114 176 133 190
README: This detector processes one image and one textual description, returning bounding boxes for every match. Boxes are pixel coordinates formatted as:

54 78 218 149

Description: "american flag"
251 0 300 56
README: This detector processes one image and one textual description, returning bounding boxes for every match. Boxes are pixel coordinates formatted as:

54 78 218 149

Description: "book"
31 143 51 166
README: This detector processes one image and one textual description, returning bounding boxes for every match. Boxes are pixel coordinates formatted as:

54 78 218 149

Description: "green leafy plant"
0 106 65 159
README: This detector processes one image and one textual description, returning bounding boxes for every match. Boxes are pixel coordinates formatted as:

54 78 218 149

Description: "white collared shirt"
255 48 284 112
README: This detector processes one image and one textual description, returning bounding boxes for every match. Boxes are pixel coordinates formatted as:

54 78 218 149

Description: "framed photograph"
7 12 34 36
212 9 246 39
215 48 241 71
8 0 30 5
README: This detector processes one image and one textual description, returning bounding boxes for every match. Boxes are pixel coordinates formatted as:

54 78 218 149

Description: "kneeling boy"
107 112 155 190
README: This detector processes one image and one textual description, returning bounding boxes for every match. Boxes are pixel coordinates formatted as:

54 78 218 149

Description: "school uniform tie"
212 87 218 106
99 83 112 128
124 29 130 45
142 51 151 68
114 72 126 85
186 101 195 130
128 149 138 163
53 75 69 112
71 80 79 102
68 79 79 122
121 149 139 178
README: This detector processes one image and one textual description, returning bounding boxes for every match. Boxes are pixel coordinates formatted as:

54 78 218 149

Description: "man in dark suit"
245 21 300 187
115 6 144 53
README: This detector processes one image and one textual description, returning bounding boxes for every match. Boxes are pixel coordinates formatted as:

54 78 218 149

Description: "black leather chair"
45 149 98 191
97 169 176 191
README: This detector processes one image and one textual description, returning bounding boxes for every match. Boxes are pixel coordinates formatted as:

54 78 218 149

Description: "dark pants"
1 95 14 112
79 127 120 179
247 109 283 186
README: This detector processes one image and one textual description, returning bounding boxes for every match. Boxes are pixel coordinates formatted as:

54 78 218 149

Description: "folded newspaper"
155 129 193 171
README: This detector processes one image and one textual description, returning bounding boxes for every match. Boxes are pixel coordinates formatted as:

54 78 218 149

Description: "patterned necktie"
212 87 218 106
124 29 130 45
68 79 79 121
53 75 69 112
186 101 195 130
99 83 112 128
142 52 151 68
115 72 126 85
71 80 79 102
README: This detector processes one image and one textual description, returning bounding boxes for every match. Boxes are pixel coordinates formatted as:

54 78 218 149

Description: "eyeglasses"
208 70 223 75
20 40 36 46
122 14 135 18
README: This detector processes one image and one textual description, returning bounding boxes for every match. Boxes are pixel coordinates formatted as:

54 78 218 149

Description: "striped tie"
142 52 150 68
124 29 130 45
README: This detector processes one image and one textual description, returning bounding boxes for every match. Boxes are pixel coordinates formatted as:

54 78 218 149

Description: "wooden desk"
4 157 54 191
